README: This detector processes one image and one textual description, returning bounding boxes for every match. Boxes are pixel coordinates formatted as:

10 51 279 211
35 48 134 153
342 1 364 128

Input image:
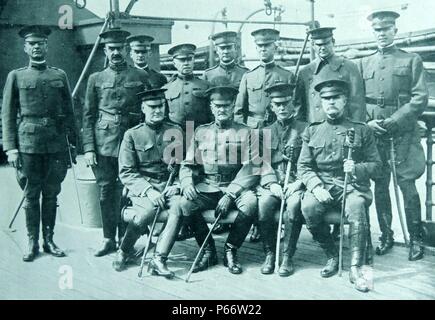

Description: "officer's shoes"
148 256 175 279
23 239 39 262
112 249 132 272
375 236 394 256
278 255 295 277
94 238 117 257
43 240 66 257
408 241 424 261
223 246 242 274
320 257 339 278
349 266 370 293
192 250 218 273
260 252 275 275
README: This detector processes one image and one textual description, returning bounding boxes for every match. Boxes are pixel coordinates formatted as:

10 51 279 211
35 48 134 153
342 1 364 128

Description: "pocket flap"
18 80 37 89
124 81 143 88
192 88 206 98
21 123 36 133
308 138 325 148
50 80 64 88
165 89 181 100
393 67 409 76
362 69 374 80
248 82 263 91
96 121 109 130
135 142 154 152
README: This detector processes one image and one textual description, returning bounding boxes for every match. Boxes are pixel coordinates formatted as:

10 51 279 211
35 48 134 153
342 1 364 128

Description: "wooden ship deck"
1 159 435 300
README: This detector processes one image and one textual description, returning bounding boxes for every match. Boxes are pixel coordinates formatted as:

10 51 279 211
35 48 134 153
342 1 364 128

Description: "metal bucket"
76 177 102 228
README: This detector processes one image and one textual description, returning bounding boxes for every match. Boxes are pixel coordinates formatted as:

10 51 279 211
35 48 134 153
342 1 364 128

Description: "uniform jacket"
261 117 308 185
118 121 183 197
180 120 276 197
357 45 428 131
202 62 249 88
162 74 211 128
82 63 149 157
234 62 295 128
297 117 381 192
137 65 168 89
1 63 76 153
294 54 366 123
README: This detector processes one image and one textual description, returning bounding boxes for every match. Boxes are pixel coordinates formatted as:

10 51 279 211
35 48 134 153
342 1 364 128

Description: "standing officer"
177 77 275 274
234 28 295 129
203 31 248 88
113 88 184 277
2 25 77 261
82 29 150 257
256 82 308 275
295 27 365 123
298 77 381 292
358 11 428 259
163 43 211 130
127 34 168 88
203 31 249 235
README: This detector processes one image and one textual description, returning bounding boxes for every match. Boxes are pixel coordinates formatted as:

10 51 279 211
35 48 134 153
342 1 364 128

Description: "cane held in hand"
338 128 355 277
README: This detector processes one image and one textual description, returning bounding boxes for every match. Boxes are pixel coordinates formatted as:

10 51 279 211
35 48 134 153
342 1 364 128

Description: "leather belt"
99 111 125 122
365 97 397 108
204 173 235 183
21 116 56 126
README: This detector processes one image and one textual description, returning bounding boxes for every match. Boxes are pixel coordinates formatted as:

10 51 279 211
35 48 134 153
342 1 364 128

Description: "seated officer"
298 76 381 292
114 88 184 278
177 77 276 274
256 82 308 275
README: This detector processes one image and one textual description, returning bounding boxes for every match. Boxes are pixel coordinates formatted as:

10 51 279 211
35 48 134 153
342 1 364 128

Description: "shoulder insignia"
131 123 144 130
237 63 249 70
16 67 27 71
247 65 261 73
204 65 219 72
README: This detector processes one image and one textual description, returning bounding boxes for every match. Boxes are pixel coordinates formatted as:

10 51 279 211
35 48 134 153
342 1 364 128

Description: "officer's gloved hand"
146 188 166 210
269 183 284 199
382 118 398 134
182 184 198 201
215 193 234 218
284 180 303 198
343 159 355 174
163 185 180 198
367 119 387 136
84 151 98 167
312 185 333 204
7 150 21 169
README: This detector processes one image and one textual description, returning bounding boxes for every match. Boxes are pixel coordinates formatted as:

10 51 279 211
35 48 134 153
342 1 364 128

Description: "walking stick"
138 158 177 278
338 128 355 277
389 137 410 246
8 195 25 231
275 147 293 273
185 210 223 283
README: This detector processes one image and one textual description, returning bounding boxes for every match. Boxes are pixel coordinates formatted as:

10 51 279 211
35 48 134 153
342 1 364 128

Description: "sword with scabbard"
338 128 355 277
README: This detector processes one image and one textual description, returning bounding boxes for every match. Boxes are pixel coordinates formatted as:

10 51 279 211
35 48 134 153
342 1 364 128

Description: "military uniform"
203 62 248 88
82 29 150 254
294 27 366 123
298 78 381 292
1 25 77 261
234 29 295 128
357 11 428 259
176 81 275 274
255 82 308 275
139 65 167 88
115 89 184 276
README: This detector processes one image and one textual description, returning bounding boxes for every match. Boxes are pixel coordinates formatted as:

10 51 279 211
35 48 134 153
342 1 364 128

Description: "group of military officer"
1 8 429 293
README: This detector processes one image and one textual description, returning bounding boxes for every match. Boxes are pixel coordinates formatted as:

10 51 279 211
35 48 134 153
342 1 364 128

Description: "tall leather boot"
113 223 140 271
41 199 65 257
23 202 40 262
258 221 276 274
279 219 302 277
308 223 338 278
148 254 175 279
188 214 218 273
375 212 394 256
223 243 242 274
408 222 424 261
348 222 370 292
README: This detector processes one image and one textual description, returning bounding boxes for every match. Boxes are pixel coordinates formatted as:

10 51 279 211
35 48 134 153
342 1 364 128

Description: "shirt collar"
29 60 47 70
378 44 396 55
314 54 341 74
220 60 235 70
